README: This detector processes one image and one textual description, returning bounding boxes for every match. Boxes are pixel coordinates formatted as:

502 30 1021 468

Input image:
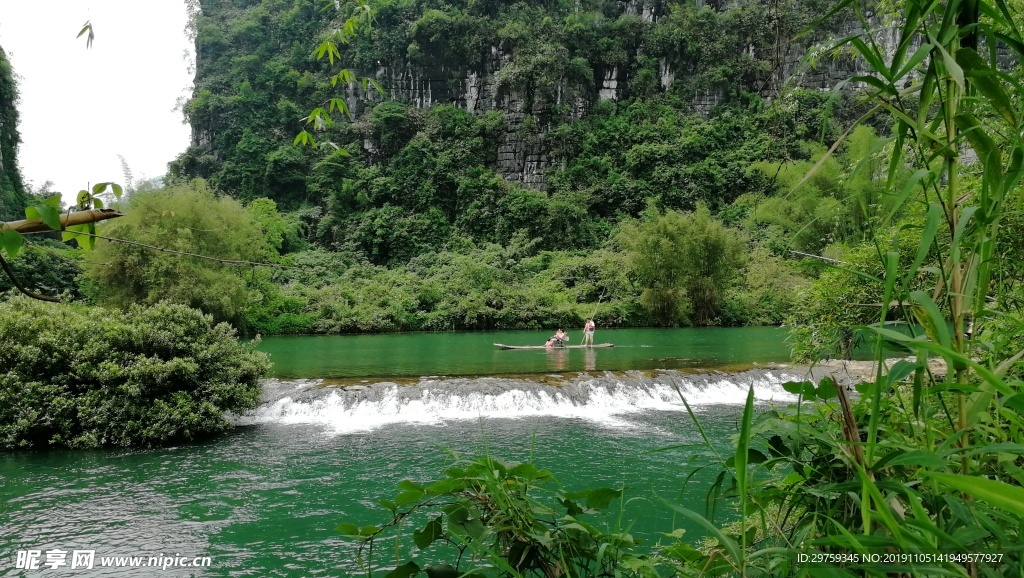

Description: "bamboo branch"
1 208 124 233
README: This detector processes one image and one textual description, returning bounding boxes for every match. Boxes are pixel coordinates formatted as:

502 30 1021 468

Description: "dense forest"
60 0 888 343
2 0 1020 360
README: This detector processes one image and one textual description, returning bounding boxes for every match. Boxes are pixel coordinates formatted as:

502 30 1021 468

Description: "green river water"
1 327 810 577
256 326 792 378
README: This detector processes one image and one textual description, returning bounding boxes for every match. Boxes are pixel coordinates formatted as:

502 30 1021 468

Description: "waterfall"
237 369 814 434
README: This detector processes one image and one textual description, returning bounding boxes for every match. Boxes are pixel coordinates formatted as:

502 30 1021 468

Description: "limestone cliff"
179 0 872 195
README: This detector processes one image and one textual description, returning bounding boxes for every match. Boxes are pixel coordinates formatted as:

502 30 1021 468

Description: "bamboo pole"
1 208 124 233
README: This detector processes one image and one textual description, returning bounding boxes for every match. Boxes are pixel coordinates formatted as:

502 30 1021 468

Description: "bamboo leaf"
658 499 742 566
77 21 94 48
894 43 933 80
886 359 920 386
991 31 1024 60
735 385 754 537
902 203 941 289
293 130 315 147
956 113 998 169
958 48 1017 128
884 450 949 468
966 443 1024 457
886 124 907 188
987 0 1024 49
910 291 951 349
850 37 892 82
875 337 1015 396
1001 145 1024 198
933 38 965 88
925 472 1024 517
850 74 897 96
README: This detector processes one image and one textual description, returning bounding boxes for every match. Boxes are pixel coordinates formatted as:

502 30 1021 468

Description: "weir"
239 367 848 434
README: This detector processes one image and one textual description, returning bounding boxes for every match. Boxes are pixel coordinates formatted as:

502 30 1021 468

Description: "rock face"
185 0 908 192
322 1 893 191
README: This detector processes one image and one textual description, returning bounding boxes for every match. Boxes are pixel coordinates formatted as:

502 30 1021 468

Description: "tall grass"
660 0 1024 575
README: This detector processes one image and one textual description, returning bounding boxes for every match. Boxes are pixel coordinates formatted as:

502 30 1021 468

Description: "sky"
0 0 193 206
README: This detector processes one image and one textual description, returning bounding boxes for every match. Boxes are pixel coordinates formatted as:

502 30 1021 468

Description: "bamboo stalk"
1 208 124 233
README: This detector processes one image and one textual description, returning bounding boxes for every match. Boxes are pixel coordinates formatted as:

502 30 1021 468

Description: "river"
1 327 821 577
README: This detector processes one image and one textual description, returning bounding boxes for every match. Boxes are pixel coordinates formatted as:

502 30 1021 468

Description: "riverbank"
809 357 949 382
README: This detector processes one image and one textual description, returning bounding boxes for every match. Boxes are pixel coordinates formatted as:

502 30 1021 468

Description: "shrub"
0 295 270 449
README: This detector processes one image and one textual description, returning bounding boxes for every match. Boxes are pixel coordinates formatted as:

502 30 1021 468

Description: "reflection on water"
547 348 568 371
543 346 599 373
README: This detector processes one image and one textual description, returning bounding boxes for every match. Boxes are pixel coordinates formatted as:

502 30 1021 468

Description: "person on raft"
546 328 568 347
582 319 595 345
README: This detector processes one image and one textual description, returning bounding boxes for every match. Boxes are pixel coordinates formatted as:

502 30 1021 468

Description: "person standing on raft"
582 319 596 346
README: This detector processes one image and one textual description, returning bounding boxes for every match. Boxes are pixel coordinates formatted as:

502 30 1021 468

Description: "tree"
617 204 746 325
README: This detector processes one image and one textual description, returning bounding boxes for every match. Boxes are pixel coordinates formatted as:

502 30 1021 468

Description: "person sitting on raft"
553 329 568 346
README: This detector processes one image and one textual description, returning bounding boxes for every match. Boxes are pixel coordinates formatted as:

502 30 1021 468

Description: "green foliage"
0 46 29 222
166 0 862 331
339 455 649 578
663 377 1024 575
245 243 654 334
710 0 1024 574
81 180 278 326
247 197 305 253
0 240 84 299
172 0 848 252
617 205 746 326
744 126 903 256
0 295 269 449
722 247 807 326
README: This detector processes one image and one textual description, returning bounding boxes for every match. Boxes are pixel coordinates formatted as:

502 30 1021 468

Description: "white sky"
0 0 193 206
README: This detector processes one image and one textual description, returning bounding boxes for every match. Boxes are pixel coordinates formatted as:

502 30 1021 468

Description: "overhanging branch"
0 253 60 302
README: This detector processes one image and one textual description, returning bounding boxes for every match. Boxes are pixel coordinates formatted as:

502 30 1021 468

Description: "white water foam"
237 371 805 435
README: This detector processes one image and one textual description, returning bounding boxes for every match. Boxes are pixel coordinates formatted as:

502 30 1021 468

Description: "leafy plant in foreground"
685 0 1024 575
337 455 652 578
